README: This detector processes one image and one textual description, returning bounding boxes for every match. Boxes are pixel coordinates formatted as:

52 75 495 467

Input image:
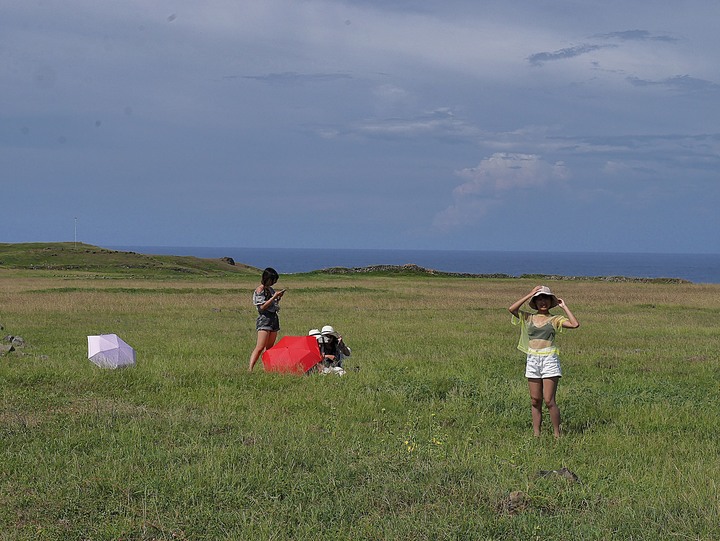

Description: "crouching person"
310 325 351 375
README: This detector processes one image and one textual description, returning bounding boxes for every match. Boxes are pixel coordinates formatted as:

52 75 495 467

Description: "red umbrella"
262 335 322 374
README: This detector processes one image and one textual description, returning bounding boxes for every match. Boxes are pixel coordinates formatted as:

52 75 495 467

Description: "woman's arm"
557 299 580 328
508 285 543 317
338 337 351 356
256 286 284 311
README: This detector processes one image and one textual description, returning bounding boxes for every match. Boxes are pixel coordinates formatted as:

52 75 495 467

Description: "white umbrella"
87 334 136 369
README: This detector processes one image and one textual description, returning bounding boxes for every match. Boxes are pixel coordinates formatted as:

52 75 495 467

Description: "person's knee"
544 397 557 409
530 397 543 409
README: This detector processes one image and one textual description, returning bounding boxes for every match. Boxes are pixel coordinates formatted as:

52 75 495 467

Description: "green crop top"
512 311 568 355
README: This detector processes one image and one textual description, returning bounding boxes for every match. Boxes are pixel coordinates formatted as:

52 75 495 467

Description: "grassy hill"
1 249 719 539
0 242 259 277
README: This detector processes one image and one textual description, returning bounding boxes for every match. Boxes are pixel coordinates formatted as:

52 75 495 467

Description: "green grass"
0 242 258 278
1 247 719 540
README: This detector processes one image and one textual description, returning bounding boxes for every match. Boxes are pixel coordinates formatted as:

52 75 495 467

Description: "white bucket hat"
308 328 321 337
321 325 339 338
528 286 559 310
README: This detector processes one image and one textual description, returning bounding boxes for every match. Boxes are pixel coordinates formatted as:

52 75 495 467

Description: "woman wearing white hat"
509 285 579 438
318 325 351 371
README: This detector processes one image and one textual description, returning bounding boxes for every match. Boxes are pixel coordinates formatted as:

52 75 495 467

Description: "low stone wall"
317 264 690 283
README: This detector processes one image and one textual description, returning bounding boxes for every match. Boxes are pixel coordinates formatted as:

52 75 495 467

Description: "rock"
497 490 529 515
0 344 14 355
11 336 25 347
3 335 13 343
220 257 235 265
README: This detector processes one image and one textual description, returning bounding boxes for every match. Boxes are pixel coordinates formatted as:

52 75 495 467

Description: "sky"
2 0 719 253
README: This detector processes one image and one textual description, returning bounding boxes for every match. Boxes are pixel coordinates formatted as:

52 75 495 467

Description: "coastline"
109 246 720 284
317 263 691 283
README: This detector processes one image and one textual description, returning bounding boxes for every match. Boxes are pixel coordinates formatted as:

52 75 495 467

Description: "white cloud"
352 108 480 138
433 153 569 229
372 84 411 102
603 160 630 174
455 153 568 192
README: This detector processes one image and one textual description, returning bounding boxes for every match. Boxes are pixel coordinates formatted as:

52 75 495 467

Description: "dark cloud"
230 72 353 85
627 75 720 93
528 44 615 66
593 30 677 43
528 30 677 68
547 133 720 167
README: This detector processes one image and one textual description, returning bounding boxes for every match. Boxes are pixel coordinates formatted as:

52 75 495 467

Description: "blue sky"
2 0 719 253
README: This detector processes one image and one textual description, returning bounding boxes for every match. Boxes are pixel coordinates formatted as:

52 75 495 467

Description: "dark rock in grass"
220 257 235 265
3 335 26 348
496 490 529 515
536 467 580 483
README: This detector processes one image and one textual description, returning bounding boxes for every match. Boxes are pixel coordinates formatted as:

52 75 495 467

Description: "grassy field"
1 245 719 540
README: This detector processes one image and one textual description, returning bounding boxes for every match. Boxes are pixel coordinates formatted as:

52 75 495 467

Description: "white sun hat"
528 286 559 310
321 325 339 338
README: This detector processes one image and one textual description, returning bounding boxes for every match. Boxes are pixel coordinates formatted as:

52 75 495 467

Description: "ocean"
108 246 720 284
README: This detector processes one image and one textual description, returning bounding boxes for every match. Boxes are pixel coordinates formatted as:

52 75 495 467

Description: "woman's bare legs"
528 376 561 438
528 378 544 437
543 376 561 438
248 330 278 371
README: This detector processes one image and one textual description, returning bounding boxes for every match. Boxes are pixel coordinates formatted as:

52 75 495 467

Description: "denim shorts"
256 312 280 332
525 351 562 378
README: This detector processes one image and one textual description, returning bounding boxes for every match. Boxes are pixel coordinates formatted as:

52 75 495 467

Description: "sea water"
108 246 720 284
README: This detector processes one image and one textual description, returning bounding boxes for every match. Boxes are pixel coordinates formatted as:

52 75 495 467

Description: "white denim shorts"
525 350 562 379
